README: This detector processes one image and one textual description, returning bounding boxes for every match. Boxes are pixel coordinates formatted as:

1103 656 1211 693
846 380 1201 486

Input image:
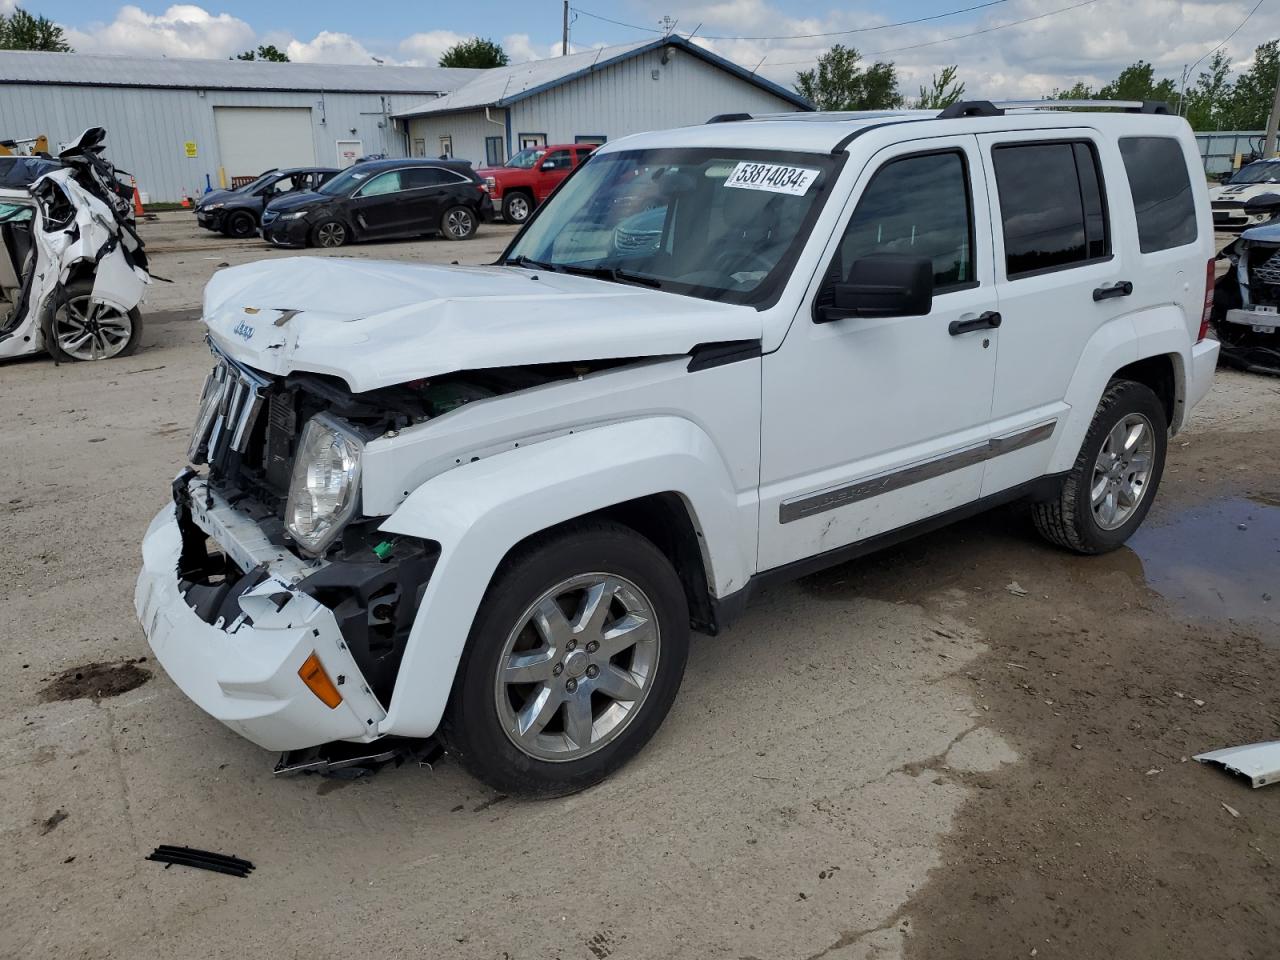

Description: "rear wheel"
502 192 532 224
1032 380 1167 554
44 280 142 362
224 211 256 238
440 205 477 241
310 219 347 248
441 522 690 797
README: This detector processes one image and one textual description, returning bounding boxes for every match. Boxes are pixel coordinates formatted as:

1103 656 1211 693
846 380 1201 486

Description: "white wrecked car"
0 127 149 362
138 102 1219 796
1210 157 1280 230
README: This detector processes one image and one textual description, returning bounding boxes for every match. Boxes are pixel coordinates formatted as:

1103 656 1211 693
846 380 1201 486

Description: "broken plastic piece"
1195 740 1280 788
372 540 394 560
146 845 254 878
274 737 443 778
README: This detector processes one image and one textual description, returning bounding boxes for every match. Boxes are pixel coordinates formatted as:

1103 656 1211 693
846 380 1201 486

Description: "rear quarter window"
1118 137 1198 253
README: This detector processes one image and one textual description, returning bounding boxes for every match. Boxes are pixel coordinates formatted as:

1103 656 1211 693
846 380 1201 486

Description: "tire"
43 279 143 362
223 211 256 239
440 205 478 241
502 191 532 224
1032 379 1168 554
310 219 348 248
441 521 691 797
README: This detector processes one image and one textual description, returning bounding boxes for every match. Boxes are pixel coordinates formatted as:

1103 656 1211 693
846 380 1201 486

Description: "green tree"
1225 40 1280 129
916 65 965 109
795 44 902 111
0 8 71 52
1053 80 1096 99
1097 60 1178 103
1183 50 1233 130
438 37 509 69
235 44 289 62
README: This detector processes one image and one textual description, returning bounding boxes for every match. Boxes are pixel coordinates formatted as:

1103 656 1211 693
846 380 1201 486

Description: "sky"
4 0 1277 100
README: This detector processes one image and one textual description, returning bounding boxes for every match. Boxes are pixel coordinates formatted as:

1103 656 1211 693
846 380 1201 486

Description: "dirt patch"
39 660 151 703
39 809 68 835
806 421 1280 958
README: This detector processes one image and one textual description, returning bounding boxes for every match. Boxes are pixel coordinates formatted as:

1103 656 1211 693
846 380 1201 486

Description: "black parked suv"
260 158 492 248
195 167 337 239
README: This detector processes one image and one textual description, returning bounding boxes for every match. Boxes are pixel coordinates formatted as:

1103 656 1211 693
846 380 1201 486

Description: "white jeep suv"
137 100 1219 796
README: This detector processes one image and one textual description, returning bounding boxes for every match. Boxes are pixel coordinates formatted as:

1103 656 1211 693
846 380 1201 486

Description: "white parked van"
137 100 1219 795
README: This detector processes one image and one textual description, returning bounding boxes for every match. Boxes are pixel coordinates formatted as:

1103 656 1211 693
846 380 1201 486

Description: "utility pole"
562 0 569 56
1266 60 1280 157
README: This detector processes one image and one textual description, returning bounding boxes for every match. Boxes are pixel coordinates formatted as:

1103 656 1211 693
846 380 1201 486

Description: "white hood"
203 257 760 392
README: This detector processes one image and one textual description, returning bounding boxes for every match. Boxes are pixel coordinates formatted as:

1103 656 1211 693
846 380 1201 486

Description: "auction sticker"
724 161 819 195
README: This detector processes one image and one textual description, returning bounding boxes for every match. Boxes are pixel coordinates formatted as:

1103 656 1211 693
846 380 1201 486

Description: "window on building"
575 135 607 146
835 150 975 290
1118 137 1198 253
992 141 1110 277
485 136 504 166
438 136 453 159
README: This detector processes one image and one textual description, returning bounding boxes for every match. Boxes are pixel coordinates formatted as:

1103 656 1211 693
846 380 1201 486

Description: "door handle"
948 311 1002 336
1092 281 1133 301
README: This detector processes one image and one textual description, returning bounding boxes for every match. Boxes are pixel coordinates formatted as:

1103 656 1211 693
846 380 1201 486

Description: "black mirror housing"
817 254 934 322
1243 192 1280 217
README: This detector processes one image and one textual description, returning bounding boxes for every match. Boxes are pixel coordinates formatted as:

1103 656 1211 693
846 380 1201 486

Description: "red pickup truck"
478 143 596 224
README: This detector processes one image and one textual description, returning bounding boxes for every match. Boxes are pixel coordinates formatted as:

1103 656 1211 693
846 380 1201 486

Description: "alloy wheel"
1090 412 1155 530
53 295 133 361
316 222 346 247
507 195 530 222
446 208 474 239
494 572 661 762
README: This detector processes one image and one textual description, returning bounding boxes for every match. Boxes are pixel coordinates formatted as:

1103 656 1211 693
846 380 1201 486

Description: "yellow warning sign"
184 141 198 158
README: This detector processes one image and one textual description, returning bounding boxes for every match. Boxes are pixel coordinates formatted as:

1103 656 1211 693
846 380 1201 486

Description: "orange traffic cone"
180 195 190 208
130 176 145 217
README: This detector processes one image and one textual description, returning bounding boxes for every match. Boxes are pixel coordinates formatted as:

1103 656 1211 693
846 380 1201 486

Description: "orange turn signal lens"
298 652 343 709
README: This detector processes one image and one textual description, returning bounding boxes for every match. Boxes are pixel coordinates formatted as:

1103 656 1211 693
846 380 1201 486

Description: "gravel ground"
1 213 1276 959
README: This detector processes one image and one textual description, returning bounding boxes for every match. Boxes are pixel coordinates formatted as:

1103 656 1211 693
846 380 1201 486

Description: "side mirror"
817 255 934 323
1243 192 1280 218
1217 171 1234 184
541 160 558 171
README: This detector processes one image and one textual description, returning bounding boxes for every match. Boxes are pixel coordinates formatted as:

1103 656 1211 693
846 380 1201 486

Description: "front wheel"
224 211 256 238
502 192 532 224
1032 379 1168 554
310 219 348 248
441 522 690 797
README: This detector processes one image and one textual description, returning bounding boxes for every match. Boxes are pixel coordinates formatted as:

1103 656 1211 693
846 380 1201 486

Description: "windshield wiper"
503 254 562 272
556 264 663 289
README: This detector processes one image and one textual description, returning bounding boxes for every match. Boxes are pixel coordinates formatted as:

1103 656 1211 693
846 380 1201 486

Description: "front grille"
261 209 278 225
1213 200 1246 210
1247 245 1280 305
188 349 271 475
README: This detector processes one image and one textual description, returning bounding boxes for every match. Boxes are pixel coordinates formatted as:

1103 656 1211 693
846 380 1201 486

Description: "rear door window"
1118 137 1198 253
992 141 1110 278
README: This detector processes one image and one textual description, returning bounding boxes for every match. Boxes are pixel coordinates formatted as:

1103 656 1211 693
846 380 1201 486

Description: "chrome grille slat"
188 346 273 468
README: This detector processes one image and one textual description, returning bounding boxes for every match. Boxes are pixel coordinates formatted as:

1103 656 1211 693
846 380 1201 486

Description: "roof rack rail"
706 112 753 124
938 99 1171 118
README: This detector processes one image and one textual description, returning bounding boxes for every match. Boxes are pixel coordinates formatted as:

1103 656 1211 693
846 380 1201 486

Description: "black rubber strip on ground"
146 844 255 878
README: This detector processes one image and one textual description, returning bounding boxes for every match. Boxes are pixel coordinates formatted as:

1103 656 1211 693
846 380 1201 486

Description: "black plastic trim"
707 112 752 124
708 474 1068 631
938 100 1002 119
687 339 763 372
830 117 933 155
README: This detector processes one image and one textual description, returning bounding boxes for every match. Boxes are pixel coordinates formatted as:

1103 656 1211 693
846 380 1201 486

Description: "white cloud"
286 30 381 65
398 30 469 65
65 4 254 60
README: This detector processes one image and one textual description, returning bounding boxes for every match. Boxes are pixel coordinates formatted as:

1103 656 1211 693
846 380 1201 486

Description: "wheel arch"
374 416 754 738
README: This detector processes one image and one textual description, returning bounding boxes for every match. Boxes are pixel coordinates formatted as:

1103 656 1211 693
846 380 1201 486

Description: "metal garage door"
213 107 316 182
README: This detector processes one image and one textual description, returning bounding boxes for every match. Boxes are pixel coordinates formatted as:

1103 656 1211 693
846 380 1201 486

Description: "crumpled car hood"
1241 220 1280 242
203 257 760 392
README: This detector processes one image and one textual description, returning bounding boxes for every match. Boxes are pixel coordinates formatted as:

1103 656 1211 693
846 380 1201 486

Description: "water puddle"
1126 495 1280 632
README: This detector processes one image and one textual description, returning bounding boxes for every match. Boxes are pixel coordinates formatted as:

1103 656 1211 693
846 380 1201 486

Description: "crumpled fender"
374 415 755 737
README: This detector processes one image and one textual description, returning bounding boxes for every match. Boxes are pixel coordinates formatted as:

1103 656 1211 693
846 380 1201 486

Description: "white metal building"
0 51 480 201
395 37 811 168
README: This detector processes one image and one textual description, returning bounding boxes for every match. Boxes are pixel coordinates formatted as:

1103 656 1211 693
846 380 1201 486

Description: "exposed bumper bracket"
273 736 443 778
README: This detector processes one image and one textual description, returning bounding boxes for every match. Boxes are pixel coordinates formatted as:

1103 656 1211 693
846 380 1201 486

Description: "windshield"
318 166 373 196
1229 162 1280 184
503 147 840 306
236 171 278 194
506 148 547 169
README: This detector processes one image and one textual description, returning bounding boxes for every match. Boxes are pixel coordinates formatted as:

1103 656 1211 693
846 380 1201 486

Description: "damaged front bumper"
135 475 388 751
1223 306 1280 333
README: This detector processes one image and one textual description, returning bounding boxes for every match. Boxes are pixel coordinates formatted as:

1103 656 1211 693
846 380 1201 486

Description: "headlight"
205 202 224 210
278 210 309 220
285 416 363 555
